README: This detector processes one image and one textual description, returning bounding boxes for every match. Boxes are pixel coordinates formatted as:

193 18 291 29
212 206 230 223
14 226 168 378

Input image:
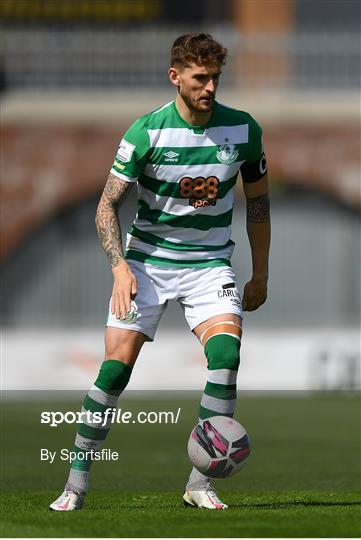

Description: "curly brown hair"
171 33 227 69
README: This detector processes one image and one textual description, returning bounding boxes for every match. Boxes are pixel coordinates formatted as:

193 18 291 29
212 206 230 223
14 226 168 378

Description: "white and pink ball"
187 416 250 478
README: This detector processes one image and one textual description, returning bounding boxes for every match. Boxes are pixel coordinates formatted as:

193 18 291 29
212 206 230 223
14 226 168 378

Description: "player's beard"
180 88 215 114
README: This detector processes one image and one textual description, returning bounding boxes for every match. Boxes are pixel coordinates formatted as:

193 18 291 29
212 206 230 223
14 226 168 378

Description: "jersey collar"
172 100 217 134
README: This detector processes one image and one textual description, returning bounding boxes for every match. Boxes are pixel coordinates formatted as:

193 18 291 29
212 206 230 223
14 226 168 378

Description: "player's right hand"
111 261 137 319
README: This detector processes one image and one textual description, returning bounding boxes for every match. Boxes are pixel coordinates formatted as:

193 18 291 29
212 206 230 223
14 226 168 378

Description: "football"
187 416 250 478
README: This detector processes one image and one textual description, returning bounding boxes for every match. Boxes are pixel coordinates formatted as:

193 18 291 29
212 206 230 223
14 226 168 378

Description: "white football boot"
183 482 228 510
49 486 85 511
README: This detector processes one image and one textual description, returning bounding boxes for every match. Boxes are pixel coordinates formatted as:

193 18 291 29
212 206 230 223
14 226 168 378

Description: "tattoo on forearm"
95 174 134 267
247 194 270 223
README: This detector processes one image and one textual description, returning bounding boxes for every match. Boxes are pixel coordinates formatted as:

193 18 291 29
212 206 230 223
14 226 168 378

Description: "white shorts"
106 260 243 341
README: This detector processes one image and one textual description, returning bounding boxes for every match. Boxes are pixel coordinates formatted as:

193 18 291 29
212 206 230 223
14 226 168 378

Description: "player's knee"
104 328 143 367
204 334 241 371
104 345 135 366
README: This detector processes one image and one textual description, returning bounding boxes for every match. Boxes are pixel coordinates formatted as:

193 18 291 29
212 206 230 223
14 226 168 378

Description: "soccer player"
50 32 270 511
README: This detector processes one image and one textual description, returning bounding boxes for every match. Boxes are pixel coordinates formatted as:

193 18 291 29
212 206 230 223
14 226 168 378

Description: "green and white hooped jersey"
111 100 267 268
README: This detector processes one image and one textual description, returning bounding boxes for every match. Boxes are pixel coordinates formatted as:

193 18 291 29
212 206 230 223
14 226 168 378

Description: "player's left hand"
242 277 268 311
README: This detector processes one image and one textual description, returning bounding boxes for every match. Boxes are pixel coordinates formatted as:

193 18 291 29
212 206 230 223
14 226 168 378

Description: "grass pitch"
1 394 360 537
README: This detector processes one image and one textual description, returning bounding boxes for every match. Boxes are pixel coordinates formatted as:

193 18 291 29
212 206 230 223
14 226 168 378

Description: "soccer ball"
187 416 250 478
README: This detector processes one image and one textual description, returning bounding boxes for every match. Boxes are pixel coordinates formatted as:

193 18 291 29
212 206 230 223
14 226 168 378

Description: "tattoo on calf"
246 194 270 223
95 174 134 267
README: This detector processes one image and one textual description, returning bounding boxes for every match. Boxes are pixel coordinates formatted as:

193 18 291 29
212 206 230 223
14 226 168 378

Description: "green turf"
1 490 360 538
1 394 360 537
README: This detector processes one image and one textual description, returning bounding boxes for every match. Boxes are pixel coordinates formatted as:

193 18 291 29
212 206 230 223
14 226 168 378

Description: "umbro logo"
163 151 180 162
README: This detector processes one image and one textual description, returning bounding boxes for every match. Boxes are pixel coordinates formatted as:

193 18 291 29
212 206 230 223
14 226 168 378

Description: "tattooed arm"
242 174 271 311
95 173 137 319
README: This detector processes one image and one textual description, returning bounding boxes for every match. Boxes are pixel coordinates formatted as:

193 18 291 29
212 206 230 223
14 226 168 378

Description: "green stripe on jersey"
129 225 234 252
138 173 237 199
125 250 231 268
137 200 233 230
148 101 255 130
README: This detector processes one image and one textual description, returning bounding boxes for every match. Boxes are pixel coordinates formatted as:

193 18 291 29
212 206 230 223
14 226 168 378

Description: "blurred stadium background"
1 0 360 392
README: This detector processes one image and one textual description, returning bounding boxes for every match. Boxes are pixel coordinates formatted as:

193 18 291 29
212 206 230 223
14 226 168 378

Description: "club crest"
216 143 239 164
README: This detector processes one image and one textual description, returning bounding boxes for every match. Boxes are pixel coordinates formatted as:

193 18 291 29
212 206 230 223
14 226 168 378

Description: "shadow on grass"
87 500 361 512
231 500 361 510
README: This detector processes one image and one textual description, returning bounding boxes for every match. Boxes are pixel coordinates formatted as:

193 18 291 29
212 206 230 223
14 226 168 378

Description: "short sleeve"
111 119 150 183
240 115 268 183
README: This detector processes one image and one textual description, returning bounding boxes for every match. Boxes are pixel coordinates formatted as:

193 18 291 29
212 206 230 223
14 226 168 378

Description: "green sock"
199 334 240 420
67 360 132 493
